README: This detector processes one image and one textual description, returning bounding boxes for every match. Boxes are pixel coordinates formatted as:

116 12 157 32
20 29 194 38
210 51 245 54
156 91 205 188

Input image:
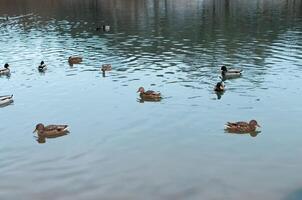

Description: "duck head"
33 123 44 133
40 61 44 65
137 87 145 93
4 63 9 69
249 120 260 127
221 65 227 72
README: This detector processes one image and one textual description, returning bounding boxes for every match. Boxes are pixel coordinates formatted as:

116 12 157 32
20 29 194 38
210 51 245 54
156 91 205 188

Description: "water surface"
0 0 302 199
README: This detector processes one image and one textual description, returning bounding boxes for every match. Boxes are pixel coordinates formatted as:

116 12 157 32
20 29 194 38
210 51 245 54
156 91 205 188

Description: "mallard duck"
68 56 83 64
38 61 47 72
221 65 242 79
96 25 110 32
101 64 112 72
137 87 161 100
33 123 69 137
0 63 10 75
214 82 225 92
0 95 13 106
225 120 260 133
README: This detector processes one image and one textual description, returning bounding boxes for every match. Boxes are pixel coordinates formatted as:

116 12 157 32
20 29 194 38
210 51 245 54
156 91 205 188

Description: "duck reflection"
215 91 224 100
226 130 261 137
137 97 162 103
35 132 69 144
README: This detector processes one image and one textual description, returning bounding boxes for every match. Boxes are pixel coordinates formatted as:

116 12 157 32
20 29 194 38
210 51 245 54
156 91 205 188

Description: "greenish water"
0 0 302 199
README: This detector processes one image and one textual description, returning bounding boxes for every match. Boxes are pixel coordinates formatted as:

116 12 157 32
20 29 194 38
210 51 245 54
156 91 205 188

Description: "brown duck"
33 123 69 137
68 56 83 64
137 87 161 100
101 64 112 72
225 120 260 133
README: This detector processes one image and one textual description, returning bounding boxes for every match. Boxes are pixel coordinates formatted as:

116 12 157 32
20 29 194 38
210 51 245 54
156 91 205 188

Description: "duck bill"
257 124 261 127
33 128 37 133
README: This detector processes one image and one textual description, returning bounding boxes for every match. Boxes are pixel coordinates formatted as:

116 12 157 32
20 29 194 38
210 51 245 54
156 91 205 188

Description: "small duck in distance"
33 123 69 137
221 65 242 79
0 63 10 75
68 56 83 65
96 25 110 32
214 81 225 92
38 61 47 72
225 120 260 133
101 64 112 72
137 87 161 100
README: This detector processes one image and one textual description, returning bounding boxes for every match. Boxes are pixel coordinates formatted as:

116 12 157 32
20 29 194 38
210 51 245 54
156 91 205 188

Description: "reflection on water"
36 132 69 144
226 130 261 138
0 0 302 200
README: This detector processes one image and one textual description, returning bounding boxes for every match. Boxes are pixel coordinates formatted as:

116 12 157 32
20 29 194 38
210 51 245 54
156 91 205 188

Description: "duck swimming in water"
33 123 69 137
68 56 83 65
0 63 10 75
38 61 47 72
101 64 112 72
137 87 161 100
221 65 242 79
225 120 260 133
214 82 225 92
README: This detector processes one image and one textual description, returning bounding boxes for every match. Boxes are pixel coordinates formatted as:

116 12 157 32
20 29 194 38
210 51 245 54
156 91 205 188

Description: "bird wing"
45 125 68 131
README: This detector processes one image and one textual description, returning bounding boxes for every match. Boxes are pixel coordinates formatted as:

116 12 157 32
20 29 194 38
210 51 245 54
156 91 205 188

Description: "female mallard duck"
101 64 112 72
38 61 47 72
68 56 83 64
225 120 260 133
33 123 69 137
214 82 225 92
0 63 10 75
0 95 13 106
221 65 242 79
137 87 161 100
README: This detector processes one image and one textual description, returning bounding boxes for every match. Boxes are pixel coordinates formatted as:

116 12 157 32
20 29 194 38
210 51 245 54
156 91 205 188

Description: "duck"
0 95 13 106
137 87 161 100
225 120 260 133
214 82 225 92
38 61 47 72
68 56 83 65
0 63 10 75
101 64 112 72
221 65 242 79
33 123 69 137
96 25 110 32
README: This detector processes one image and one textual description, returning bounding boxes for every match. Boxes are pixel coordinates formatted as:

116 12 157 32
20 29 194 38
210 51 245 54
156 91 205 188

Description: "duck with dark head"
221 65 242 79
38 61 47 72
0 63 10 75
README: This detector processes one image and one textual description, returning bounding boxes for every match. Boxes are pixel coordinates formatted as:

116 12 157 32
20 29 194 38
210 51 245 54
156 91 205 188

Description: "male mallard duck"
0 63 10 75
225 120 260 133
101 64 112 72
68 56 83 64
33 123 69 137
137 87 161 100
221 65 242 79
38 61 47 72
0 95 13 106
214 82 225 92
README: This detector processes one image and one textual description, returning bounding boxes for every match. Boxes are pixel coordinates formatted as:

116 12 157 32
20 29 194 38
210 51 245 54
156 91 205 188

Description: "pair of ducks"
33 119 260 139
214 65 243 92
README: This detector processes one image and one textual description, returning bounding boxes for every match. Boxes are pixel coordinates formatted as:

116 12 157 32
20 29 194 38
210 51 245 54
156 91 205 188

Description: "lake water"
0 0 302 199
